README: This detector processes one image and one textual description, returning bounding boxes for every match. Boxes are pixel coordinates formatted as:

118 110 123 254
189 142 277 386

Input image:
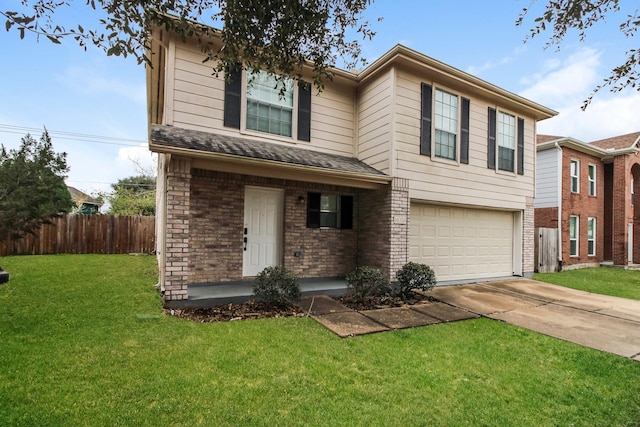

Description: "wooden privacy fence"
535 227 558 273
0 214 156 256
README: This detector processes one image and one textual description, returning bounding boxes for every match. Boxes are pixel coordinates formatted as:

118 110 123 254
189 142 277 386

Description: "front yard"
1 255 639 426
534 266 640 301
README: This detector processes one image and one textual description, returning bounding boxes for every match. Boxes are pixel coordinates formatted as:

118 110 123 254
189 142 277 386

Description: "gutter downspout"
555 141 563 270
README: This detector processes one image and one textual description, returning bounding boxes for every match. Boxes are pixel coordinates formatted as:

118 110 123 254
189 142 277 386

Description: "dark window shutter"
517 117 525 175
420 83 432 156
307 192 320 228
297 81 312 142
487 107 496 169
340 195 353 230
460 97 470 164
223 67 242 129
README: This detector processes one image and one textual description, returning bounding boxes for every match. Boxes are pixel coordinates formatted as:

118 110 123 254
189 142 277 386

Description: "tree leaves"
1 0 377 92
0 131 73 240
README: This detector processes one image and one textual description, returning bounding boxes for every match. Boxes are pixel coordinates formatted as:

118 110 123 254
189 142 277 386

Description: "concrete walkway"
303 279 640 362
431 279 640 361
299 295 479 338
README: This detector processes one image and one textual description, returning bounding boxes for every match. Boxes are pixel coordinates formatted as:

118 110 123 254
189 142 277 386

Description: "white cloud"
466 55 512 76
519 46 640 141
116 144 157 176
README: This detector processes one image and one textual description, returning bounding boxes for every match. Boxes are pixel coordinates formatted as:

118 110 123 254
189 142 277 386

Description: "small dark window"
307 192 353 229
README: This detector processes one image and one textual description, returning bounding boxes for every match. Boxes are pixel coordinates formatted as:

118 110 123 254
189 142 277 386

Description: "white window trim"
240 69 299 142
587 217 596 256
588 163 596 196
570 159 580 193
497 110 516 173
433 87 460 162
570 215 579 257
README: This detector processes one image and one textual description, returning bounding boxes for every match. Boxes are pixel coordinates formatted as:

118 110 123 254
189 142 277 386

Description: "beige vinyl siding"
168 40 355 157
393 68 536 210
535 148 559 208
357 69 393 173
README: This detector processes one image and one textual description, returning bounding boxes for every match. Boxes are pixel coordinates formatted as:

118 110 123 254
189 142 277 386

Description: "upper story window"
487 108 525 175
632 178 635 206
570 159 579 193
497 112 516 172
223 68 311 142
434 89 458 160
588 163 596 196
246 70 294 137
420 83 470 164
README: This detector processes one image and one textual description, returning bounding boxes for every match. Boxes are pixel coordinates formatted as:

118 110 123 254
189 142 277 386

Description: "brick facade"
560 148 605 267
163 168 363 298
163 158 192 300
534 207 559 229
357 178 409 280
523 197 535 277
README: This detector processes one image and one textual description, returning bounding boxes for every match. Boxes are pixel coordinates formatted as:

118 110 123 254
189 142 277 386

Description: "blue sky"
1 1 639 197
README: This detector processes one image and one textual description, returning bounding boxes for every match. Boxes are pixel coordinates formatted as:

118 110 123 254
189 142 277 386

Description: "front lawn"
534 266 640 301
1 255 639 426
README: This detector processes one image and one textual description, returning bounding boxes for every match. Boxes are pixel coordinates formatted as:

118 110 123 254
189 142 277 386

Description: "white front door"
243 186 284 277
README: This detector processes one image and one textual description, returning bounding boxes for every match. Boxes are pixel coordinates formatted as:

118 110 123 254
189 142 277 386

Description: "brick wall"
523 197 535 277
163 158 192 301
188 169 359 284
534 207 558 229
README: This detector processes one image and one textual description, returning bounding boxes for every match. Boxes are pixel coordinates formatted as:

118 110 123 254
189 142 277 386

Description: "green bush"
395 262 436 298
345 266 390 302
252 266 301 306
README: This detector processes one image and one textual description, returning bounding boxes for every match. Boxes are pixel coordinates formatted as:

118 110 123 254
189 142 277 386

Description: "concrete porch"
164 277 348 309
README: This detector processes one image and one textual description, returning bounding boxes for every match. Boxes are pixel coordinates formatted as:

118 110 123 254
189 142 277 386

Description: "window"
588 164 596 196
570 159 579 193
588 217 596 256
632 178 635 206
497 112 516 172
307 193 353 229
223 68 312 141
434 89 458 160
420 83 470 163
487 108 524 174
246 70 294 137
570 215 579 256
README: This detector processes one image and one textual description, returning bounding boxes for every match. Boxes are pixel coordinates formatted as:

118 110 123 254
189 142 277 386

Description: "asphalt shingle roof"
150 125 387 177
590 131 640 150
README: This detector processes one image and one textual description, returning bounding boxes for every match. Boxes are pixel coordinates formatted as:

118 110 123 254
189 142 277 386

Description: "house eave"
149 142 391 189
357 45 558 121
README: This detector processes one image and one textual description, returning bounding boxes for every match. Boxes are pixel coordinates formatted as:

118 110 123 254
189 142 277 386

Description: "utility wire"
0 124 147 147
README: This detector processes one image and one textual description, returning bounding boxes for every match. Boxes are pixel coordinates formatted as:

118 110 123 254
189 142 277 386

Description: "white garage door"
409 204 514 282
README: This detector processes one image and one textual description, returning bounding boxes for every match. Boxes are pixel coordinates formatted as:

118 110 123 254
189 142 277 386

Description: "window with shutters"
306 192 353 229
487 108 525 175
223 68 312 142
497 112 516 172
420 83 470 164
570 159 579 193
246 70 294 137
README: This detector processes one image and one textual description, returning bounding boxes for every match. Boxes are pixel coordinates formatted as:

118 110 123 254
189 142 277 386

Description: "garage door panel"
410 204 514 282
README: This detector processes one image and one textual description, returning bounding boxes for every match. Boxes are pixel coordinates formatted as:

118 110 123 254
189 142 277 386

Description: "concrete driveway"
431 279 640 361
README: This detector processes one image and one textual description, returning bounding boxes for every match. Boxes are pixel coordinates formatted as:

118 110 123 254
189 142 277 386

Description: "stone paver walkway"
299 295 478 337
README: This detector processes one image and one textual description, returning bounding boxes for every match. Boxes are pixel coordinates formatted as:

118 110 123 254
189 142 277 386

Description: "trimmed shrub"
345 266 390 302
252 266 301 306
395 262 436 298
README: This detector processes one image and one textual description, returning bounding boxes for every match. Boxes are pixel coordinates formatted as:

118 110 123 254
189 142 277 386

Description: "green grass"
534 266 640 301
1 255 639 426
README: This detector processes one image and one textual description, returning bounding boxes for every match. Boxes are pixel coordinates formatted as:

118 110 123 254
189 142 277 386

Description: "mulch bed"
168 291 434 322
166 300 306 322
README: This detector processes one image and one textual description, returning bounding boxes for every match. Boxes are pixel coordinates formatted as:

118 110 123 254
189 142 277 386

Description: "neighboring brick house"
147 23 557 306
535 132 640 270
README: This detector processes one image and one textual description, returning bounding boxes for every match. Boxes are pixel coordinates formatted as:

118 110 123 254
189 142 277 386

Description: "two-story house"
147 24 556 307
535 132 640 271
